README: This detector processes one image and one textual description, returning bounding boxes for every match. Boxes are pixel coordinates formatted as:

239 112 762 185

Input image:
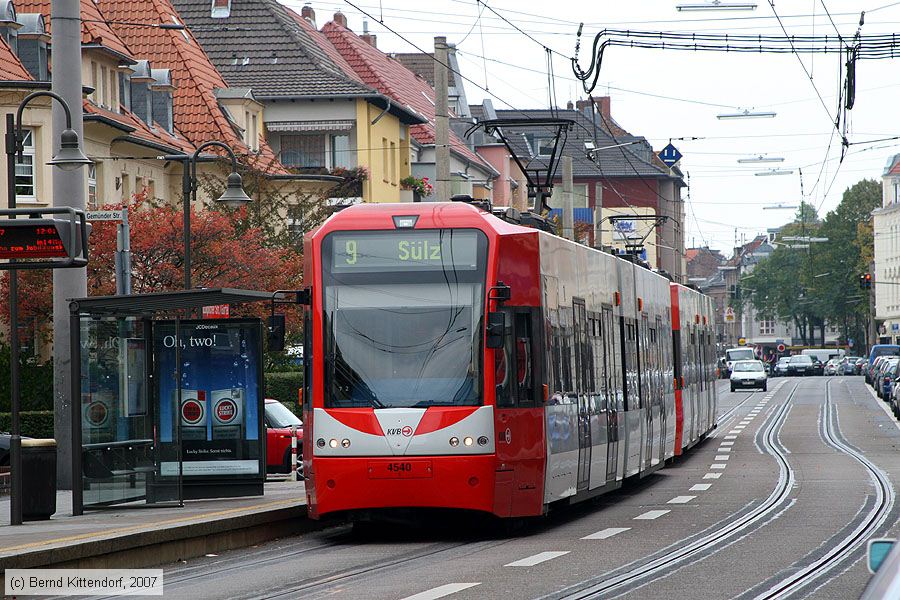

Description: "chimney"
566 100 574 110
301 3 316 27
333 11 348 28
575 98 592 112
360 20 377 47
594 96 611 122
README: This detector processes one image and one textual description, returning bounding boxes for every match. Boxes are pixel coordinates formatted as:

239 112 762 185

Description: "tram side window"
495 310 515 408
302 309 312 419
514 312 535 407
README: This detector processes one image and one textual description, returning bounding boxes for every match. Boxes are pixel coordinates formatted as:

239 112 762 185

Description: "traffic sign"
724 307 735 322
85 210 123 221
777 343 786 353
738 337 746 345
658 143 683 166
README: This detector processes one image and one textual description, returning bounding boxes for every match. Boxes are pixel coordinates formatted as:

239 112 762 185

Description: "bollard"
291 424 298 481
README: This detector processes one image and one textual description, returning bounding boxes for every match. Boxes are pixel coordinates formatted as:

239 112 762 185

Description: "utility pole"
434 36 450 203
593 182 603 247
562 155 574 241
51 0 86 489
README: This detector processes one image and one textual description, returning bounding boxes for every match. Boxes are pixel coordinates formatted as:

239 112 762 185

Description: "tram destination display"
330 230 479 271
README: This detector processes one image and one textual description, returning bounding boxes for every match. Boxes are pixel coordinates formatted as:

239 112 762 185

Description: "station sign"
85 210 123 221
0 221 68 259
0 207 89 269
202 304 230 319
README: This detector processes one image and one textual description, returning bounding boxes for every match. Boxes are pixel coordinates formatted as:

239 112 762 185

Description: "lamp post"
161 141 251 290
4 91 90 526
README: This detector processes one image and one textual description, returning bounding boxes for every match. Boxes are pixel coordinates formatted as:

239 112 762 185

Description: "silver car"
730 360 768 392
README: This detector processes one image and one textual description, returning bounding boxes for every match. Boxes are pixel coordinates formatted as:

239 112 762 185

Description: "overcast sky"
288 0 900 254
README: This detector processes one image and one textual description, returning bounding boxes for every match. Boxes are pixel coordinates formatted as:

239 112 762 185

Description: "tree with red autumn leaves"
1 191 305 336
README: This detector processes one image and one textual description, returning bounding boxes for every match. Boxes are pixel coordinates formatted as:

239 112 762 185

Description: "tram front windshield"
323 229 487 409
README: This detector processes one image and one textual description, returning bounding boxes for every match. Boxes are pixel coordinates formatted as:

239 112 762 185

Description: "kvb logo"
386 426 414 437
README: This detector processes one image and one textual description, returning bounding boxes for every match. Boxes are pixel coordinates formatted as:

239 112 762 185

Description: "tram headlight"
477 436 489 446
341 438 351 448
449 437 460 447
329 438 338 448
316 438 326 448
464 436 474 447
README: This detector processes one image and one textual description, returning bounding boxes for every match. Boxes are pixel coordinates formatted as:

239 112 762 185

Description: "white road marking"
704 473 722 479
634 510 670 520
721 441 735 446
400 583 482 600
717 447 731 452
715 454 730 461
668 495 696 504
725 435 738 440
690 483 712 491
505 551 570 567
711 463 727 469
582 527 631 540
729 429 742 434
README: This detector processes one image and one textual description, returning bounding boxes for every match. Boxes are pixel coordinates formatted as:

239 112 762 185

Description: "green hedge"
265 371 303 407
0 346 54 412
0 411 55 438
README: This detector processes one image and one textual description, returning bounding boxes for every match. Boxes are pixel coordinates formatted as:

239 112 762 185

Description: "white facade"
873 153 900 339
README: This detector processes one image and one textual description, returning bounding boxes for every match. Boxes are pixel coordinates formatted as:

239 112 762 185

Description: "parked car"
773 356 791 377
868 356 888 387
839 356 862 375
866 345 900 383
891 374 900 418
263 399 303 474
878 358 900 399
0 433 10 467
856 357 867 375
730 360 768 392
824 358 841 376
787 354 815 376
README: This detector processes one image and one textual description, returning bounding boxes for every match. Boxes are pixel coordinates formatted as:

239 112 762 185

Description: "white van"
724 347 757 375
801 348 845 364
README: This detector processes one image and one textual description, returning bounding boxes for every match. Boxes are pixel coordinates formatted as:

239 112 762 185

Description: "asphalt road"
113 376 900 600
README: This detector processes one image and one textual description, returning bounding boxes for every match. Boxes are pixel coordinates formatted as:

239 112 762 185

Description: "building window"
210 0 230 18
250 113 258 151
90 61 99 105
331 134 351 169
280 134 326 169
536 138 556 157
87 164 98 207
382 137 388 182
759 318 775 335
119 72 131 112
287 205 304 240
894 180 900 204
14 129 36 200
390 141 396 184
121 172 131 201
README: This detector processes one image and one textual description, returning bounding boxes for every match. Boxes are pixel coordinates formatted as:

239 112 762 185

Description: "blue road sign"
659 143 682 166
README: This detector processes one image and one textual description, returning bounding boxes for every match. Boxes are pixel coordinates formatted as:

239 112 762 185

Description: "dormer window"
130 60 155 126
150 68 175 133
210 0 230 18
0 0 21 54
16 13 49 81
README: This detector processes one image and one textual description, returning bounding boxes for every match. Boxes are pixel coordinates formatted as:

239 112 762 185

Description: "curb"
0 500 326 573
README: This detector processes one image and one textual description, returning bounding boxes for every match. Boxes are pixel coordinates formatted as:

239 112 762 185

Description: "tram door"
655 318 666 462
573 298 591 492
602 307 620 483
641 315 653 470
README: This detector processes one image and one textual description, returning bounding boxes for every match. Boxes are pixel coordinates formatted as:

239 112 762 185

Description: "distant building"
873 153 900 342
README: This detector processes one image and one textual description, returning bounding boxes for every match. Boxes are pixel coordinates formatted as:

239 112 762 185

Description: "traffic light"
859 273 873 289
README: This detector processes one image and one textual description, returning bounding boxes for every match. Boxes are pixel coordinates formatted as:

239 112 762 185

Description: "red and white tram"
300 202 717 519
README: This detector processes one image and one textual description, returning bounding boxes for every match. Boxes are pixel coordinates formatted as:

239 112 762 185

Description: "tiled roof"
392 53 458 89
489 108 671 179
170 0 374 98
323 20 494 173
97 0 286 173
0 36 32 81
84 101 196 154
17 0 135 61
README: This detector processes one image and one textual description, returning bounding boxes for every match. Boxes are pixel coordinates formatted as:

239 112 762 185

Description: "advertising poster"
153 320 263 478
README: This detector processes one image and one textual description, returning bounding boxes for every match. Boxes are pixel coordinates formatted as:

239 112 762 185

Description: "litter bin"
21 439 57 521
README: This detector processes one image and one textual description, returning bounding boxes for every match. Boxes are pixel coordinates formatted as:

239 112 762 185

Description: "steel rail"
751 380 895 599
551 382 800 600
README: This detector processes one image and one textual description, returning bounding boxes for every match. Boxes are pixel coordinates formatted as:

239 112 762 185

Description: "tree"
1 191 307 340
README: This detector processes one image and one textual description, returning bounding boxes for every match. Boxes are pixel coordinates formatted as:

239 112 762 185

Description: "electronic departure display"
0 223 67 259
330 230 480 272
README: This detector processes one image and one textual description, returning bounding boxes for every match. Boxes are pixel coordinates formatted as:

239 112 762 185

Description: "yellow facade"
355 99 410 203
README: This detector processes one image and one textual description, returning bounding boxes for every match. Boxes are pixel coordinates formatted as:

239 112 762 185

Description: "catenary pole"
434 36 451 203
562 155 574 241
51 0 86 489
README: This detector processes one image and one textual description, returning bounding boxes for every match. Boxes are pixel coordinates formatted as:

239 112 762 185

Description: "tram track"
745 379 895 600
546 382 800 600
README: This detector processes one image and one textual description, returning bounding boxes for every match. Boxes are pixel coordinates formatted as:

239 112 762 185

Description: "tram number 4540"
368 459 433 479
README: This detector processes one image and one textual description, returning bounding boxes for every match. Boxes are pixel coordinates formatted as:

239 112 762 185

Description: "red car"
264 399 303 474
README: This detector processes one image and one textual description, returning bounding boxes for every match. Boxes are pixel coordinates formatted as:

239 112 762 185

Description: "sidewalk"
0 478 311 572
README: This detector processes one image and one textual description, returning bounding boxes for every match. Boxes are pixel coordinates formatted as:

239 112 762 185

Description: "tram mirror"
868 539 895 573
267 314 286 352
486 312 506 348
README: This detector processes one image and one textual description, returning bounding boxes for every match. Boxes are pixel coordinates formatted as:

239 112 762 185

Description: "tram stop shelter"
68 288 284 515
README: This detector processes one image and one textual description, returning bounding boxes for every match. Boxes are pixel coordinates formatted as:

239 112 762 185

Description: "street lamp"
717 109 776 119
161 141 251 290
677 0 757 10
4 90 90 526
737 155 785 164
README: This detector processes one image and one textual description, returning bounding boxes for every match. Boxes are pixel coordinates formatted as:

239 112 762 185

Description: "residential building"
873 153 900 342
322 14 499 200
686 246 725 282
169 1 425 203
469 97 686 281
393 45 470 118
